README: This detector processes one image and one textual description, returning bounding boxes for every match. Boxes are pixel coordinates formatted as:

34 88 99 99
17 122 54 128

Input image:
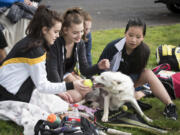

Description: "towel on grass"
0 89 69 135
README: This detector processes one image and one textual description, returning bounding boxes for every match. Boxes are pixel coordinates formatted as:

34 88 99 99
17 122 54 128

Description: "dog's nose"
90 77 94 81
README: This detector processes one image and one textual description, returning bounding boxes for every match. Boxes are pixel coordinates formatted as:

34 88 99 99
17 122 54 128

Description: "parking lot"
42 0 180 30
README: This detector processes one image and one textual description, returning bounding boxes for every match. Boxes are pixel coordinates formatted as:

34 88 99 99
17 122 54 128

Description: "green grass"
1 24 180 135
102 98 180 135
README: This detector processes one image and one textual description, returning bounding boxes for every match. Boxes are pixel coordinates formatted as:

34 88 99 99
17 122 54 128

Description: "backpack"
152 63 180 99
34 117 98 135
156 44 180 71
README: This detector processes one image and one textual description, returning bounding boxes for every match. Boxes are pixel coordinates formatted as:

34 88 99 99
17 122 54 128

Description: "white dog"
92 71 152 123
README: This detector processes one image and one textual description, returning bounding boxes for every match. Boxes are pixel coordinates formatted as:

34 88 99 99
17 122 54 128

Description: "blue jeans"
85 33 92 66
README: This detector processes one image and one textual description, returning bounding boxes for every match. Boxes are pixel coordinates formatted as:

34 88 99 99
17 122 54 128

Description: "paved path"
42 0 180 30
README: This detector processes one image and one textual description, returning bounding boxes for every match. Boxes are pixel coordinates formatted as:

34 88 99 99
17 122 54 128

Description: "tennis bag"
156 44 180 71
152 63 180 99
34 117 98 135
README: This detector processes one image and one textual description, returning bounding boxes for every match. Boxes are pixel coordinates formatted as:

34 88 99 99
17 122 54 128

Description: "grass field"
0 24 180 135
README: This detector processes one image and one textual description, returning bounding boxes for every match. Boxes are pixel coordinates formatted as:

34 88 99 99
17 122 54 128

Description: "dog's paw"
147 118 153 123
101 115 108 122
144 115 153 123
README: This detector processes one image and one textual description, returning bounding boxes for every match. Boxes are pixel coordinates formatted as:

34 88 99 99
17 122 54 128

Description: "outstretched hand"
98 59 110 70
73 80 92 97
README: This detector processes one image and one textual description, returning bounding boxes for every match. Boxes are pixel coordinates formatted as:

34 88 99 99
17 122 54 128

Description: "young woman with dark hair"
0 5 87 103
46 7 110 103
98 17 177 120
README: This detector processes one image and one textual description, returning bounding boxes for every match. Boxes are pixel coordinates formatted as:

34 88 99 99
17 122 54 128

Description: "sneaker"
163 103 178 120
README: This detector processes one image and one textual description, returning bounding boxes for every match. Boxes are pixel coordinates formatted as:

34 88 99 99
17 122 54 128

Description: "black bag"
156 44 180 71
34 117 98 135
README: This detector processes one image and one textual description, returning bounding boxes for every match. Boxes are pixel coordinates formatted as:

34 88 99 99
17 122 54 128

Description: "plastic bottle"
68 104 81 122
64 104 82 133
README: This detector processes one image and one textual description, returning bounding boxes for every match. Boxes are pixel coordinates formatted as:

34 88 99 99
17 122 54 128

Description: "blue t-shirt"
0 0 24 7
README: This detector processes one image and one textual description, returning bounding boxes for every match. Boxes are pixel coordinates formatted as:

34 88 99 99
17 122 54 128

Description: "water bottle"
68 104 81 122
64 104 82 133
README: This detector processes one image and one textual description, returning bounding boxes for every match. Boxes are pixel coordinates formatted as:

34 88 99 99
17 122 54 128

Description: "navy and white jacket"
0 36 72 102
99 38 126 72
99 37 150 76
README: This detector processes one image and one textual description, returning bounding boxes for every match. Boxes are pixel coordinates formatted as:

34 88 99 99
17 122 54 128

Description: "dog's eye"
101 76 105 80
117 81 121 85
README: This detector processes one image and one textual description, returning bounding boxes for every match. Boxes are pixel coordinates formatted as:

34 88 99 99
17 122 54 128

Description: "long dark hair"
25 5 62 51
125 18 150 74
